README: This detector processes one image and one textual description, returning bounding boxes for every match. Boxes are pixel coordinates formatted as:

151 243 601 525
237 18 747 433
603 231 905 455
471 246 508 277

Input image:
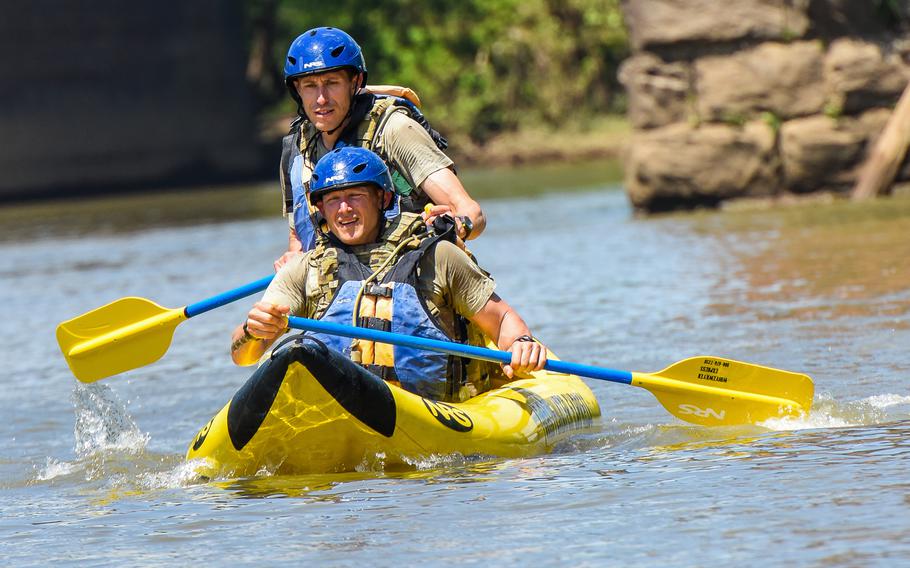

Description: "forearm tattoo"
231 325 260 352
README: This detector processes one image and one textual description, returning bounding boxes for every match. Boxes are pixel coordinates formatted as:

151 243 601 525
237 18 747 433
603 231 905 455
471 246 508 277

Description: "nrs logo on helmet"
308 147 395 206
284 27 368 106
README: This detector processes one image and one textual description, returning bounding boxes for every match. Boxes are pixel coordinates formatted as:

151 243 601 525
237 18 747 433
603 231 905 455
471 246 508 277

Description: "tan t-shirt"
263 240 495 339
309 110 452 191
374 110 453 190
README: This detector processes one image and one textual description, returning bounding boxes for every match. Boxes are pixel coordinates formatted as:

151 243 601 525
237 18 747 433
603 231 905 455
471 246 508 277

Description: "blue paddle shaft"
185 275 275 318
286 315 633 385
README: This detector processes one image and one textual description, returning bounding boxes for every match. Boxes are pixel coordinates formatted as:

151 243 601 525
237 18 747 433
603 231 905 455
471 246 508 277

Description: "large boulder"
625 121 780 211
621 0 810 50
695 41 826 122
779 109 892 192
825 38 910 114
779 116 865 192
618 53 692 129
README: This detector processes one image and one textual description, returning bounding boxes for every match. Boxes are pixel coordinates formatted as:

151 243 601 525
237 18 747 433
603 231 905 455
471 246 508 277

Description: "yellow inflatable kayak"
187 338 601 477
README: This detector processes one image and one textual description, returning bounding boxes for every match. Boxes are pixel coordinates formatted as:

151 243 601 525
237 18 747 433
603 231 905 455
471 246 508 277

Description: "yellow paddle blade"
56 297 187 383
633 356 814 426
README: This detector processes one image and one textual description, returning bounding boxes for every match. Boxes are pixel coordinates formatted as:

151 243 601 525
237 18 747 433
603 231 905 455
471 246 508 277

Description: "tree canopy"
246 0 628 144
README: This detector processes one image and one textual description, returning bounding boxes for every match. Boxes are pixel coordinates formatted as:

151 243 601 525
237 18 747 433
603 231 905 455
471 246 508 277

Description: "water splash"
760 412 854 431
34 457 79 482
72 382 149 457
864 394 910 410
761 392 910 431
68 383 213 492
32 383 156 488
400 452 474 471
105 459 212 493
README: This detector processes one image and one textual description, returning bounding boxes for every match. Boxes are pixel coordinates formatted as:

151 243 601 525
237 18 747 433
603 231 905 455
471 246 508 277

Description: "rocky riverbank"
619 0 910 212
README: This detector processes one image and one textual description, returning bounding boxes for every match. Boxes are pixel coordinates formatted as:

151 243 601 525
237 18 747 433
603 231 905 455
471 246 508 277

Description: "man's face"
315 185 386 246
294 69 359 132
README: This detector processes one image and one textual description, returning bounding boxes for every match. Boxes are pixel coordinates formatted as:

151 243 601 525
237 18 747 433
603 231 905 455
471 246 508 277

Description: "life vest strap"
357 316 392 332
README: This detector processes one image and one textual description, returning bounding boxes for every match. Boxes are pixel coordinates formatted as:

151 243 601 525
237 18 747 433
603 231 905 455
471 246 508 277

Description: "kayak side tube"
187 338 601 477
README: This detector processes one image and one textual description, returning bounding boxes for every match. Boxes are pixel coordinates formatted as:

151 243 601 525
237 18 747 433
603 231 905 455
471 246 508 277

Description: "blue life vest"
304 219 465 401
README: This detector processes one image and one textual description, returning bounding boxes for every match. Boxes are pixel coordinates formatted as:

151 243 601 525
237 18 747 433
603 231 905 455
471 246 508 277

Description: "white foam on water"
177 458 216 483
400 453 463 470
863 394 910 409
759 393 858 430
35 457 80 481
759 391 910 431
131 460 210 490
760 412 855 431
618 423 659 436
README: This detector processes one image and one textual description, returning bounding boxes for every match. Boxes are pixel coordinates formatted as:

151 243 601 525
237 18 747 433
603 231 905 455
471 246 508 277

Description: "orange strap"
355 285 395 367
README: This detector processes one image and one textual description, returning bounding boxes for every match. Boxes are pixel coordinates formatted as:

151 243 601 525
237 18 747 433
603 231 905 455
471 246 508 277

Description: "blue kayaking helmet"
285 27 367 92
309 147 394 205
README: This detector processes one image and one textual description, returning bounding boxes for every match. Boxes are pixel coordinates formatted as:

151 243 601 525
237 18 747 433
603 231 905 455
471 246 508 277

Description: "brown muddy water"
1 166 908 566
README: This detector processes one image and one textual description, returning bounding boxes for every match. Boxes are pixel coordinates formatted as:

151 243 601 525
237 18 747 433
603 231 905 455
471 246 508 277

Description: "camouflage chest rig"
301 213 503 402
279 92 449 227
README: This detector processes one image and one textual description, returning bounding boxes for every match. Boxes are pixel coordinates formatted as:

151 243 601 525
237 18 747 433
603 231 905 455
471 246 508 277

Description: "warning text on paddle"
698 358 730 383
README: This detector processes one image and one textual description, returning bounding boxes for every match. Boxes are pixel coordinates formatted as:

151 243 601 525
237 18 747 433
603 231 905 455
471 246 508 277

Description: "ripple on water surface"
2 187 910 564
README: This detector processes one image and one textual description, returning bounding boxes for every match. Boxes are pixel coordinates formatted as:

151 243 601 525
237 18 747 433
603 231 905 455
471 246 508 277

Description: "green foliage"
250 0 628 143
721 112 747 127
760 111 782 134
823 100 844 120
875 0 906 27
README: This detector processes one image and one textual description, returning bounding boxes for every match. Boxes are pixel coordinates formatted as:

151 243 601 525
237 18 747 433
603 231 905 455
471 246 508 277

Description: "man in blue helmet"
234 147 545 402
276 27 486 269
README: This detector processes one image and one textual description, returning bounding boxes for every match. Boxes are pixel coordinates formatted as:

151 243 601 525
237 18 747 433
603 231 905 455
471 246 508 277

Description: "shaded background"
0 1 263 199
0 0 629 201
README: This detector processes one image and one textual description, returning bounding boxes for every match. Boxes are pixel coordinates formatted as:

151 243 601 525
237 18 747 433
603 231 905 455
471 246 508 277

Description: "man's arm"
431 240 543 378
379 112 486 240
233 255 308 365
469 293 546 378
420 168 486 240
230 302 290 366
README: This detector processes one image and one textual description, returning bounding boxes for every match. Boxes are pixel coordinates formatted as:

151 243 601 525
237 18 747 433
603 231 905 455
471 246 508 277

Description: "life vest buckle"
365 284 393 297
357 316 392 332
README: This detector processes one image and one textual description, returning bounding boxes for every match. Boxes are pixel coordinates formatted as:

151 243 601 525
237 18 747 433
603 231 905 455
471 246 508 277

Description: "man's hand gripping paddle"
57 278 813 426
283 316 814 427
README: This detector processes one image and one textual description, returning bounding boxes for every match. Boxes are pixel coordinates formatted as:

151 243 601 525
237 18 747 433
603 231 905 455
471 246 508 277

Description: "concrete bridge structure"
0 0 264 200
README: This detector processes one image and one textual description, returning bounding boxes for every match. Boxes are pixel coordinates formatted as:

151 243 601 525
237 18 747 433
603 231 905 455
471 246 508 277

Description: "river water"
1 167 908 566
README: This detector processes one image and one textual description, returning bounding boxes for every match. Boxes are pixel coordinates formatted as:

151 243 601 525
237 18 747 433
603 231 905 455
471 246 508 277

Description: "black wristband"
242 323 258 341
457 215 473 239
512 335 535 344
